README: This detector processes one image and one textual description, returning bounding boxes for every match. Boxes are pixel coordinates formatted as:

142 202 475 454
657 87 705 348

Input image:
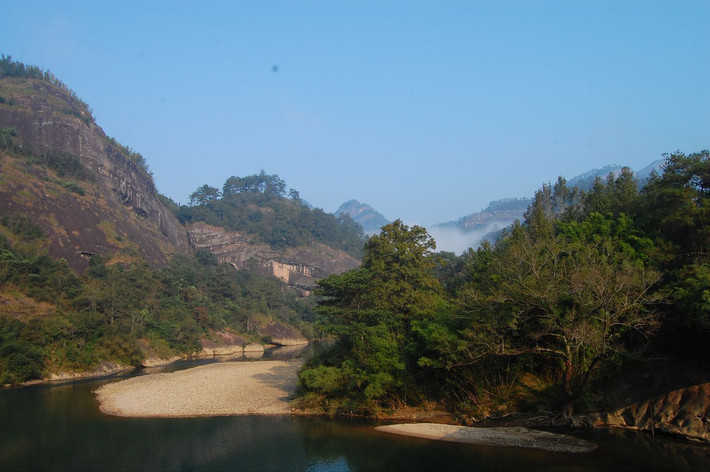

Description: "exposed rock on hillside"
593 383 710 443
259 320 308 346
187 222 361 293
0 77 188 271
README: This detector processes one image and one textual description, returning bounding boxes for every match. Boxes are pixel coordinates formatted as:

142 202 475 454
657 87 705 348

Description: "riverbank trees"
298 150 708 420
299 220 444 411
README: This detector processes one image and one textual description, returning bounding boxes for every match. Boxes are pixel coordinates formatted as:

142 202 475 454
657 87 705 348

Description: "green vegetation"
0 214 44 241
178 170 366 257
30 150 93 181
0 127 17 151
0 218 316 384
298 150 710 421
0 55 93 122
299 220 444 412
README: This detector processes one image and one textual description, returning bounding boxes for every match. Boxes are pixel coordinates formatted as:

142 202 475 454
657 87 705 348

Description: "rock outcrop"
259 321 308 346
187 222 361 293
593 383 710 443
44 362 133 382
0 77 188 271
196 330 263 358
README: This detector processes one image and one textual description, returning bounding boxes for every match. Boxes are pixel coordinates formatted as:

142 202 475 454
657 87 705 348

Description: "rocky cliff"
0 77 188 270
593 383 710 443
187 222 361 293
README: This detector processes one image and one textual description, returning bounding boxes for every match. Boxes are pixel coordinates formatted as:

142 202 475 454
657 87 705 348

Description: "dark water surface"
1 352 708 471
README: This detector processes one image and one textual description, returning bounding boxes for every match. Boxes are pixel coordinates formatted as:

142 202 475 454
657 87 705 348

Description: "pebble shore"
95 361 599 453
95 360 303 417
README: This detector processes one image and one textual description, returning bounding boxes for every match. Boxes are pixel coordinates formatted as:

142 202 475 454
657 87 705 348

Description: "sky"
2 1 708 230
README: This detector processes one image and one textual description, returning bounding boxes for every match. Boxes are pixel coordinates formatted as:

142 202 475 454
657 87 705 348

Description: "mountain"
636 159 664 182
431 160 666 254
0 59 361 291
435 197 533 233
335 199 390 235
187 222 360 295
567 161 664 191
567 164 624 191
0 57 364 382
0 66 188 272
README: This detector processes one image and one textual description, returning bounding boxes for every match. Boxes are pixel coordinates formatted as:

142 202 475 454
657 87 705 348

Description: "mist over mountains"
340 160 665 254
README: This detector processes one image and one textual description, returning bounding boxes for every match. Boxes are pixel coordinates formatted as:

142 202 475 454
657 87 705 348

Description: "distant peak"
336 200 389 234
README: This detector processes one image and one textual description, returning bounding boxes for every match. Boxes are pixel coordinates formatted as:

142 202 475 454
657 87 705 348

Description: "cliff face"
187 222 361 293
0 76 359 288
0 77 188 270
593 383 710 443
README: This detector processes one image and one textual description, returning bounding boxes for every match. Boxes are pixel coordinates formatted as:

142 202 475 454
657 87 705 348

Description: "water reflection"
1 348 708 471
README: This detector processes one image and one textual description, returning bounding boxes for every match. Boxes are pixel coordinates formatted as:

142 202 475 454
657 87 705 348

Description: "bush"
0 316 45 384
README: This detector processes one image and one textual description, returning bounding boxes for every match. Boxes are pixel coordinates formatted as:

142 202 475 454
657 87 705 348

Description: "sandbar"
95 360 303 417
375 423 598 453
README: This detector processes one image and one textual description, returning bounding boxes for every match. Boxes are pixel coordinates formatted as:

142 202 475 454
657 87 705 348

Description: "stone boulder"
259 321 308 346
593 383 710 442
198 330 248 358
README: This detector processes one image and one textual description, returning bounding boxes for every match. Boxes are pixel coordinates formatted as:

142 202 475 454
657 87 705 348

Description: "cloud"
427 223 508 255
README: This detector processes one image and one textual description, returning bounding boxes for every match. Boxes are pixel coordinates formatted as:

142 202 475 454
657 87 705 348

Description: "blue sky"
2 1 708 228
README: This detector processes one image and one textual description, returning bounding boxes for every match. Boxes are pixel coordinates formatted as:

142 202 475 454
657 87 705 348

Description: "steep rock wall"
0 78 188 270
187 222 361 292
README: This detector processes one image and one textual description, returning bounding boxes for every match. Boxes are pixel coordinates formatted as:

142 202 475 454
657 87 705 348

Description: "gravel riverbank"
95 360 303 417
95 360 599 453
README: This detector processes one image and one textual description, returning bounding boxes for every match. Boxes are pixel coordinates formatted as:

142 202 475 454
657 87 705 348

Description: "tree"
637 150 710 355
188 184 221 206
584 167 639 218
524 176 583 237
362 220 439 319
460 213 661 418
300 220 443 410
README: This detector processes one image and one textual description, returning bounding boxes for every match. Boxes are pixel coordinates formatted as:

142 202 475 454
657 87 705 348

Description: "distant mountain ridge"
422 160 665 254
568 160 664 191
335 199 390 235
335 161 666 254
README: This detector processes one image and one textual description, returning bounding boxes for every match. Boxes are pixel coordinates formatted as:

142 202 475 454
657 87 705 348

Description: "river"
1 349 708 471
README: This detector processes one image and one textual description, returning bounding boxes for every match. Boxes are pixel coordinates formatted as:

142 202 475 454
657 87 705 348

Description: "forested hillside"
0 239 314 384
0 57 362 384
298 151 710 424
178 171 366 258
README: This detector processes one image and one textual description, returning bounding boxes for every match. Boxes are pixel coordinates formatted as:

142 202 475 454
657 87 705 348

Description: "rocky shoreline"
590 382 710 443
14 338 310 388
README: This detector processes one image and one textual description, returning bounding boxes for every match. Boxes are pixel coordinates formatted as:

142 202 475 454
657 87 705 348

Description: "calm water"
1 351 708 471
